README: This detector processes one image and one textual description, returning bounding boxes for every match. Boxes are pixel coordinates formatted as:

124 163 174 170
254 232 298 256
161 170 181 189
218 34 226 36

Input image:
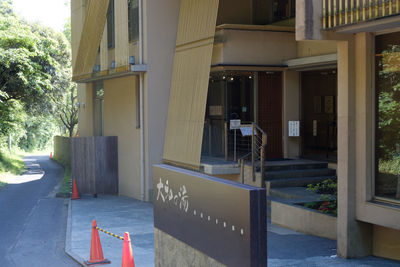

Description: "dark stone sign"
153 164 266 267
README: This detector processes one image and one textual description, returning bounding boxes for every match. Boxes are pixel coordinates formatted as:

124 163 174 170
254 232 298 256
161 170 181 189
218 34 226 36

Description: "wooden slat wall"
100 25 108 71
323 0 400 29
115 0 129 68
163 0 220 169
71 0 86 69
71 136 118 195
73 0 110 78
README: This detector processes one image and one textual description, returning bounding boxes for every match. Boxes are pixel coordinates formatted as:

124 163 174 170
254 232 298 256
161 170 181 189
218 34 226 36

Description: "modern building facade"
71 0 180 201
71 0 399 262
297 0 400 261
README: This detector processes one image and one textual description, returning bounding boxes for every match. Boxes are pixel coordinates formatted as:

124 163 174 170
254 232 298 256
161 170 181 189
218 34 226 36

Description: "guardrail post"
240 158 245 184
260 133 267 185
251 123 255 182
224 122 228 161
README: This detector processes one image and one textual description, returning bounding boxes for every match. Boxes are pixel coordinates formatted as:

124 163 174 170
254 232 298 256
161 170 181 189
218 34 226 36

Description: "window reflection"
375 32 400 200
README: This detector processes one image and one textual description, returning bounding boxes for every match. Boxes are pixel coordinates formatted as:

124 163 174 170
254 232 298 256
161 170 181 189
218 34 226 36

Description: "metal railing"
322 0 400 29
238 123 267 184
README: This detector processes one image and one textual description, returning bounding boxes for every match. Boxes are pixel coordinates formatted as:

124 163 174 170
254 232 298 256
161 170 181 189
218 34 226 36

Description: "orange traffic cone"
84 220 111 266
72 179 80 200
121 232 135 267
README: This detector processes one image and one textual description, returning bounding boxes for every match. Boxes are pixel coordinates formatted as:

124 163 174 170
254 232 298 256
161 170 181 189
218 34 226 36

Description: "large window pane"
375 32 400 201
107 0 115 48
128 0 139 42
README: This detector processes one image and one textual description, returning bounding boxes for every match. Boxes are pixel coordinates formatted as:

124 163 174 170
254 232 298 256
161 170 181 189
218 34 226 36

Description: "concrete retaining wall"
271 200 337 240
53 136 71 166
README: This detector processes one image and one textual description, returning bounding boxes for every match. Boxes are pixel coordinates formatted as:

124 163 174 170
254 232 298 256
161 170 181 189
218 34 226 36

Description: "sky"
12 0 70 32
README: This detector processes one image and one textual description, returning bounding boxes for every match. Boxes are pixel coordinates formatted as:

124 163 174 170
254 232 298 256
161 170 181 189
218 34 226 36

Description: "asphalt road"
0 155 79 267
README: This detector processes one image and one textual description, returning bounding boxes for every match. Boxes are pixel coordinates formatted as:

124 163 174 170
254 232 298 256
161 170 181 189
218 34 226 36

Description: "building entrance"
301 69 337 161
202 71 284 161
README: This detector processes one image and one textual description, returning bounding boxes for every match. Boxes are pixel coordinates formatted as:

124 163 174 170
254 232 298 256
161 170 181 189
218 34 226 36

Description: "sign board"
313 120 318 136
240 126 256 136
230 119 241 130
288 121 300 137
153 164 266 267
209 105 223 116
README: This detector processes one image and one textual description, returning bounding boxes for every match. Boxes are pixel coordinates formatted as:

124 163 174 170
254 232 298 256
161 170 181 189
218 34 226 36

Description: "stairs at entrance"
264 159 336 191
264 159 336 219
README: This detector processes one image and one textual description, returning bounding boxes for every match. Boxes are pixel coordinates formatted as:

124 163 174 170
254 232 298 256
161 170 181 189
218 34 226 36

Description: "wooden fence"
71 136 118 195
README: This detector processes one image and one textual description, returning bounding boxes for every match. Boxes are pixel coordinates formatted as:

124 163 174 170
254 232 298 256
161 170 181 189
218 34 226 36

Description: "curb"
65 198 86 266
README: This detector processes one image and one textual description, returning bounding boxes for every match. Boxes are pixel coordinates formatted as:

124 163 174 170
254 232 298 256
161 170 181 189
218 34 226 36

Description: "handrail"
238 122 267 185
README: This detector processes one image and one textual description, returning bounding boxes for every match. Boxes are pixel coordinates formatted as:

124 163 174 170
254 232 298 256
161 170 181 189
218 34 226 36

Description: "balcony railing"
323 0 400 29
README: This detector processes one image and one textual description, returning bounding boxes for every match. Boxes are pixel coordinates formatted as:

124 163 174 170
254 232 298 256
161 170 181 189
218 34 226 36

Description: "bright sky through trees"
12 0 69 31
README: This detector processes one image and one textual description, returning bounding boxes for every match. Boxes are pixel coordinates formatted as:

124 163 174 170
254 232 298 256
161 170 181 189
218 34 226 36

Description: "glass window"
202 72 254 159
107 0 115 48
253 0 295 25
375 32 400 201
128 0 139 43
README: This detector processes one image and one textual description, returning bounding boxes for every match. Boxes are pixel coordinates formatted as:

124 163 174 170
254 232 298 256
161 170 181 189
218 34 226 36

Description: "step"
266 176 336 189
264 160 328 172
269 187 322 202
265 168 336 180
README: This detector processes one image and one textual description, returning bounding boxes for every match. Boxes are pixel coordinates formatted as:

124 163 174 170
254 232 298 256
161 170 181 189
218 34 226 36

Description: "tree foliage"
377 44 400 160
0 0 76 151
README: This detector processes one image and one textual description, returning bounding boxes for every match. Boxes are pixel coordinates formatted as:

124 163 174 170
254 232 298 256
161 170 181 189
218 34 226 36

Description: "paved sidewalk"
66 195 400 267
66 195 154 267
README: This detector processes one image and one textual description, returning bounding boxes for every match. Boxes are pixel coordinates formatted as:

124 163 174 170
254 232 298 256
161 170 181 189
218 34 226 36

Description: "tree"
0 0 76 150
51 20 78 137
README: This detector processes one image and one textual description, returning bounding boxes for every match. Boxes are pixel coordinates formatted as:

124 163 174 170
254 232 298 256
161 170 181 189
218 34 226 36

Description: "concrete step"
266 175 336 189
265 168 336 180
269 187 322 202
264 161 328 172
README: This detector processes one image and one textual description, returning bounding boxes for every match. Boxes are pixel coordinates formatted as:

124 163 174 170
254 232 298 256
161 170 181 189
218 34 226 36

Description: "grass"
52 157 72 197
0 148 26 190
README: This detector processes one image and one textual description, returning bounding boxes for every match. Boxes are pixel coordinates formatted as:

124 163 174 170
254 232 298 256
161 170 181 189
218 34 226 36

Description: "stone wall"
154 228 225 267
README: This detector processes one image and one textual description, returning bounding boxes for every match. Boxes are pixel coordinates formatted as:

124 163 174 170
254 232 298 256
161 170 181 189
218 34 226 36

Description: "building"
71 0 180 201
297 0 400 261
71 0 400 262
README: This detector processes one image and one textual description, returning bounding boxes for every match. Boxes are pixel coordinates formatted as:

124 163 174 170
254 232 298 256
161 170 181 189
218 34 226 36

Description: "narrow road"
0 155 79 267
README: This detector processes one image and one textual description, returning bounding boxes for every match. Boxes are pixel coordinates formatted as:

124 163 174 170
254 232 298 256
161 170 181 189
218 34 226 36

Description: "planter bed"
271 200 337 240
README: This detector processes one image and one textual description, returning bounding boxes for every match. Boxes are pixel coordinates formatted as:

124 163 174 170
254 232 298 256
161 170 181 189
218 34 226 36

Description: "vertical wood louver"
73 0 110 79
163 0 220 169
323 0 400 29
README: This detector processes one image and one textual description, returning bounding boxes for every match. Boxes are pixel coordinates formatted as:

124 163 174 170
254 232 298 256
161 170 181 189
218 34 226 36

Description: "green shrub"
305 178 337 216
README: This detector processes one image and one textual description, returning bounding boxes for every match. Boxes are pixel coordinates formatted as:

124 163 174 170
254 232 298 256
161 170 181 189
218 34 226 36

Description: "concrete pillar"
283 70 300 158
296 0 323 41
77 83 94 137
337 37 372 258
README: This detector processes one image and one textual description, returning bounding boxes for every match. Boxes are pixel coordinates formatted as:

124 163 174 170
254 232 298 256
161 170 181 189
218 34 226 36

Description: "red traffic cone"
84 220 110 266
72 179 80 200
121 232 135 267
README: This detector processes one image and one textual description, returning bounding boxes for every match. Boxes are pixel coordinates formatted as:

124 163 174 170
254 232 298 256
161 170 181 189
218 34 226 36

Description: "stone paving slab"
65 195 154 267
65 195 400 267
